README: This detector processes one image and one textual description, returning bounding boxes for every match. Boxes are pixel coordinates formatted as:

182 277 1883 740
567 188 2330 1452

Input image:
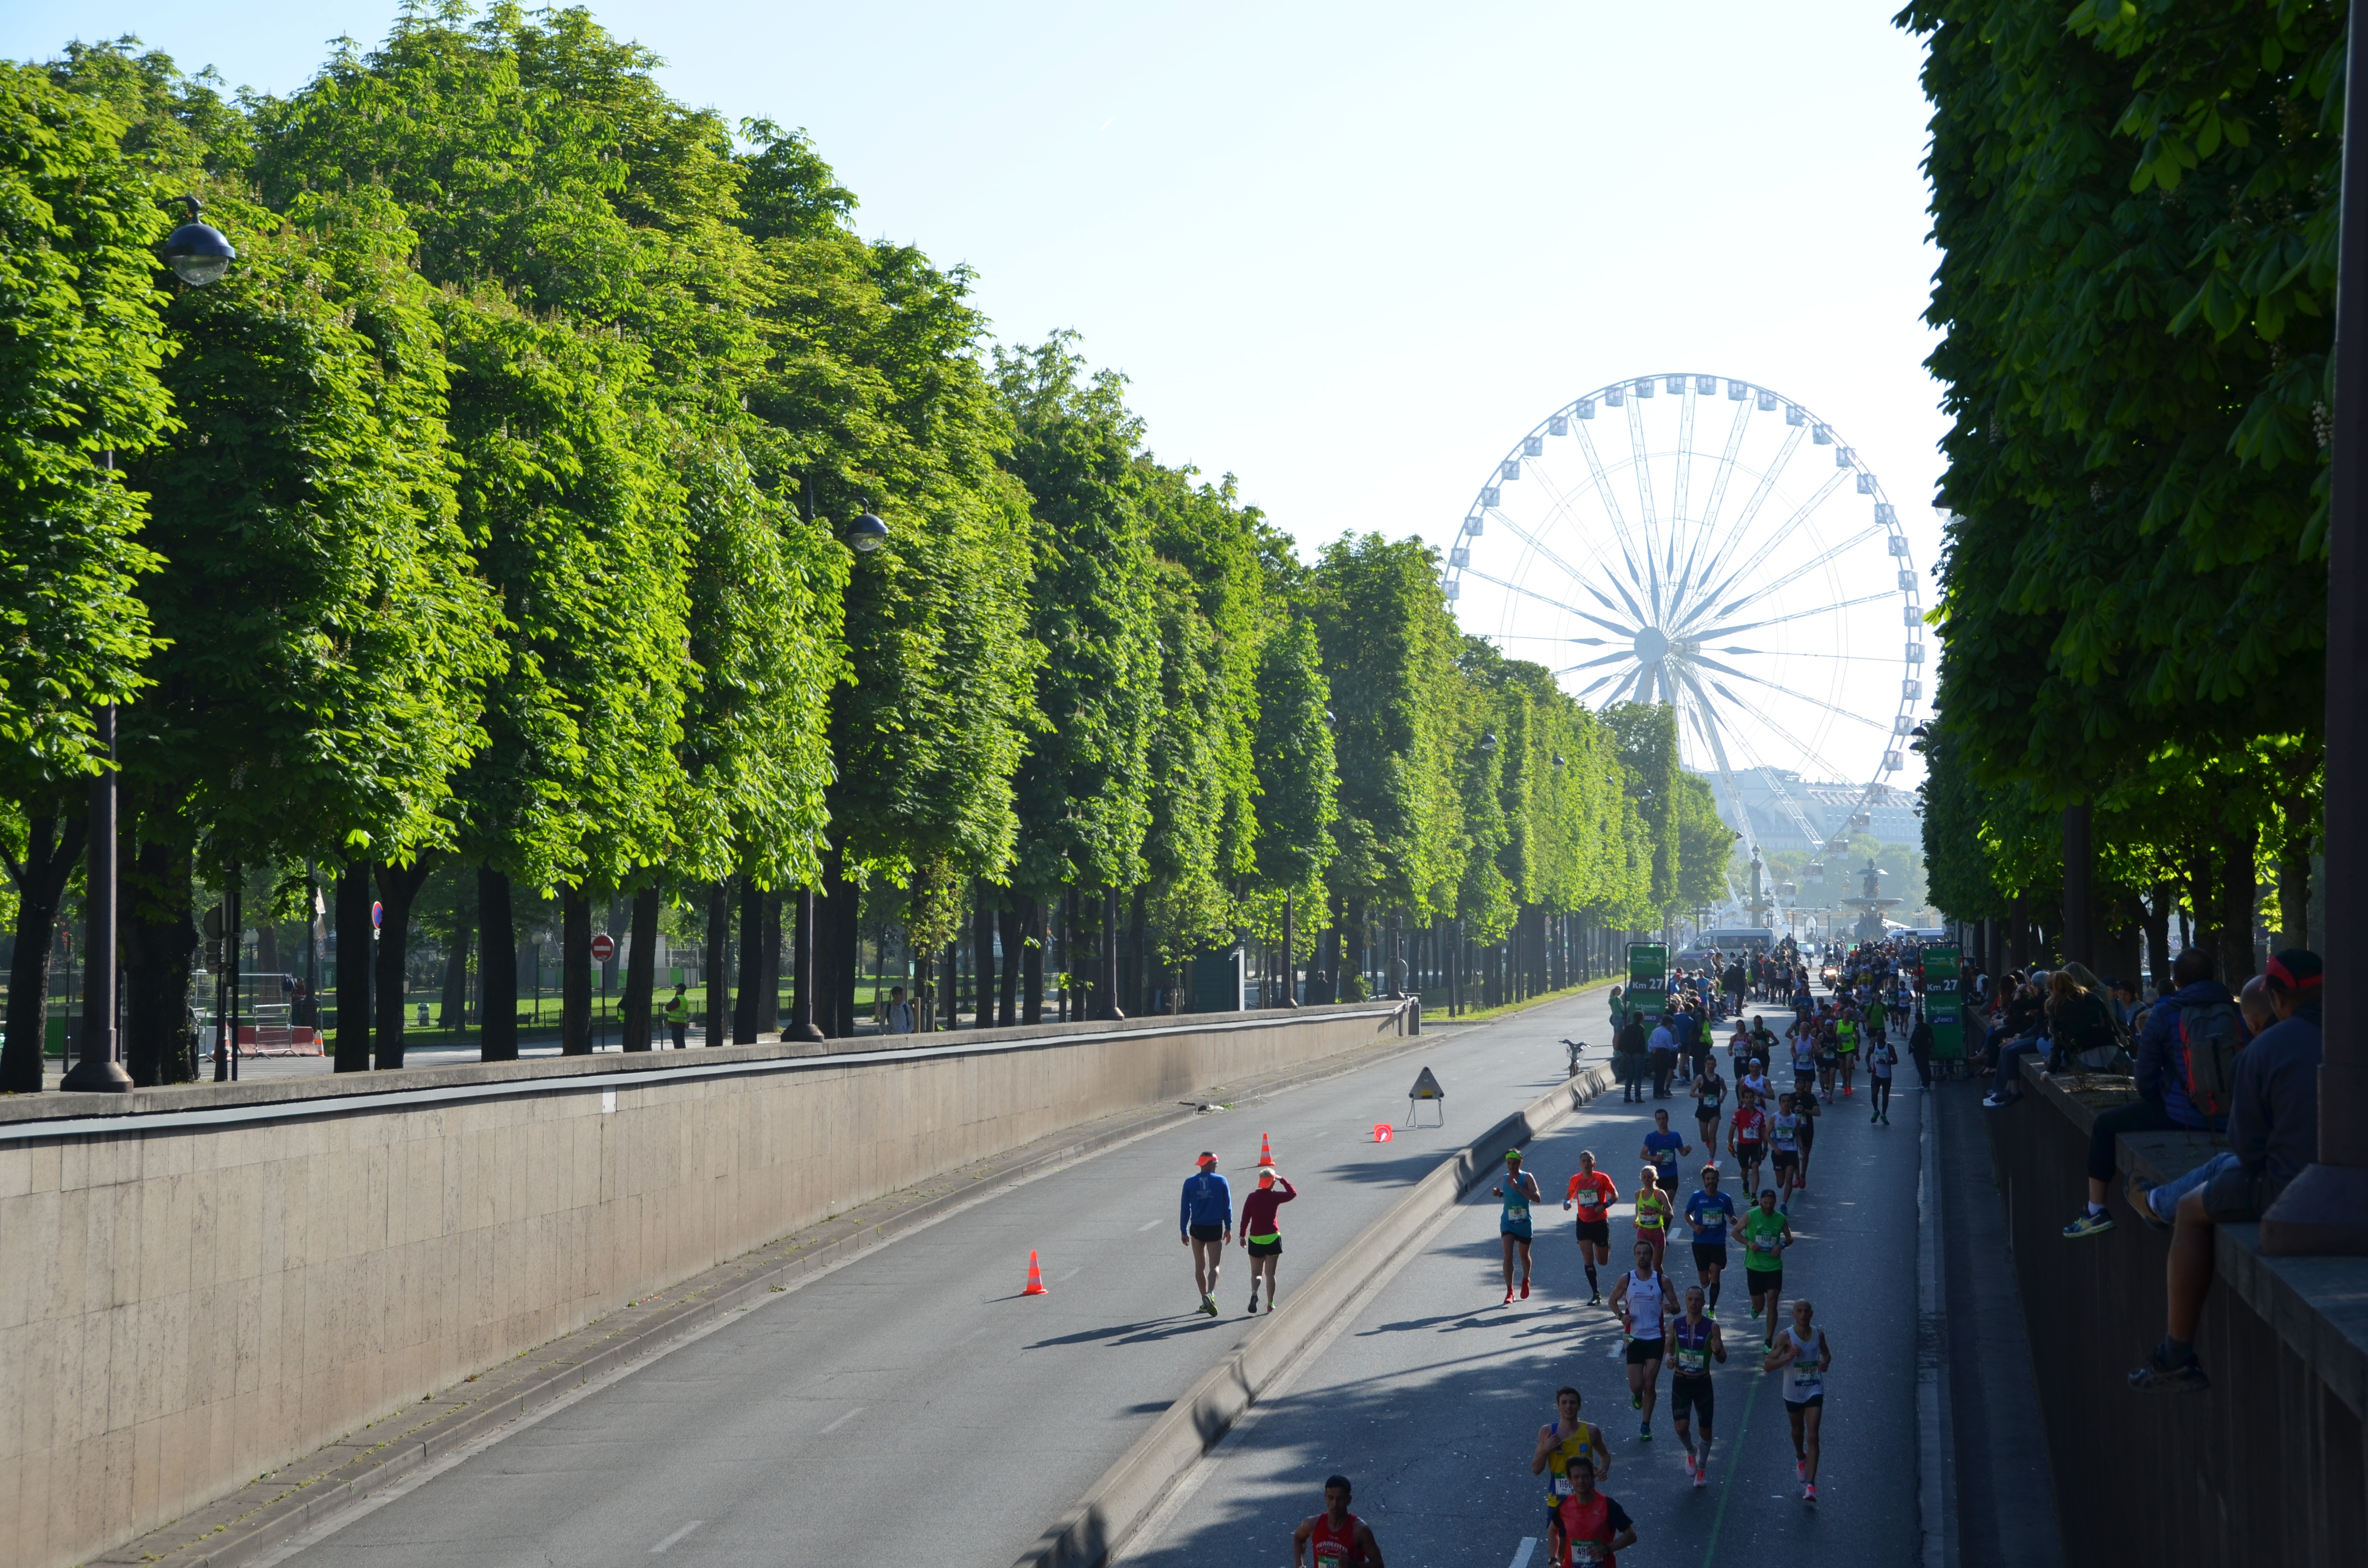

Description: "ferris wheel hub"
1631 626 1669 665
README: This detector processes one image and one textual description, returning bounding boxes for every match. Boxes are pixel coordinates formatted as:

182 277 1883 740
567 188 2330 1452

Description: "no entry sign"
590 933 617 964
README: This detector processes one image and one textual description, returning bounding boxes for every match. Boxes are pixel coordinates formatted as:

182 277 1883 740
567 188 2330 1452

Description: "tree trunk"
2219 820 2261 984
2062 802 2095 973
621 884 660 1051
373 855 440 1070
122 834 197 1086
2142 885 2173 998
817 844 855 1038
561 884 592 1054
705 878 733 1047
998 902 1022 1027
974 879 997 1029
334 856 373 1073
2276 811 2312 950
760 892 783 1033
1096 886 1126 1020
1020 894 1045 1025
734 874 762 1043
479 868 518 1061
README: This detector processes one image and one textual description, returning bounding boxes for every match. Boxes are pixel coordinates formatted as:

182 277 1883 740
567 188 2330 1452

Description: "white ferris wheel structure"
1442 372 1923 883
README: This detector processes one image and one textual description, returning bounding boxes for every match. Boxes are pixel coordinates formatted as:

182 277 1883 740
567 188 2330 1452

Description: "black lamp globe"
162 197 234 287
847 512 889 553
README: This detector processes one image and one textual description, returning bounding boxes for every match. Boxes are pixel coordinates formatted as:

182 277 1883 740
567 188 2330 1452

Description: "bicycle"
1562 1037 1588 1078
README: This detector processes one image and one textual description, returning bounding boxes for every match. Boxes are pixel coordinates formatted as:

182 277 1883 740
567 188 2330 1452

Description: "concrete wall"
0 1004 1408 1568
1984 1064 2368 1568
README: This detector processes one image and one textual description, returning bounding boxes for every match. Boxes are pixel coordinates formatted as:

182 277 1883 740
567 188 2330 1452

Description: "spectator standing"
2130 951 2321 1393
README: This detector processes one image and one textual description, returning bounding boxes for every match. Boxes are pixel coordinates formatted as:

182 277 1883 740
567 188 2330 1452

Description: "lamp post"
789 511 890 1045
161 196 235 287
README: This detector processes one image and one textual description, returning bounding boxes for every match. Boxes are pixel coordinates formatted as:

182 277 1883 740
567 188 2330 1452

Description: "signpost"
1627 943 1668 1022
591 933 616 1049
1923 943 1964 1063
1407 1065 1445 1127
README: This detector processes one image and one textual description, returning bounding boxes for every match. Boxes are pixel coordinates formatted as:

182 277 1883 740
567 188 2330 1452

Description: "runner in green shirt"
1732 1188 1793 1348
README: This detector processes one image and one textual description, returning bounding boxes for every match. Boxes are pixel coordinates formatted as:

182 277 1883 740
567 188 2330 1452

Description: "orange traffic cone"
1372 1123 1394 1143
1257 1133 1276 1168
1023 1249 1048 1296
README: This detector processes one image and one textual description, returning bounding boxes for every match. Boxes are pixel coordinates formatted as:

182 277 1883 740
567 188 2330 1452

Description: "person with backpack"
2061 946 2235 1239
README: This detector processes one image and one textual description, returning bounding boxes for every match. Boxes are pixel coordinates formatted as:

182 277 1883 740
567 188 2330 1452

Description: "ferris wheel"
1442 373 1923 865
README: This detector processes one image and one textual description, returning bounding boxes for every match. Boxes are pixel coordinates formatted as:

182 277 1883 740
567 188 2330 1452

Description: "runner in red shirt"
1293 1475 1385 1568
1563 1152 1619 1306
1727 1090 1769 1197
1239 1168 1297 1315
1545 1454 1636 1567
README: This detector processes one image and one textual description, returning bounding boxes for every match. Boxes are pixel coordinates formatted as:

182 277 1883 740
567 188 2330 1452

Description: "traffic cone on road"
1023 1249 1048 1296
1257 1133 1276 1168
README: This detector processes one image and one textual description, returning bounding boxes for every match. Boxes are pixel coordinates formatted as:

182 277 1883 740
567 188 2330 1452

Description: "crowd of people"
1962 939 2325 1396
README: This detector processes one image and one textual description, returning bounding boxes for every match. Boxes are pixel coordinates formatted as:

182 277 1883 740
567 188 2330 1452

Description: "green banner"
1926 997 1964 1061
1627 943 1668 1019
1923 943 1961 988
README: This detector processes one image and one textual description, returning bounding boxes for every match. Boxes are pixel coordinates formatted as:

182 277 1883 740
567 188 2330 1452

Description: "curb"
1012 1057 1619 1568
1917 1083 1960 1568
96 1003 1442 1568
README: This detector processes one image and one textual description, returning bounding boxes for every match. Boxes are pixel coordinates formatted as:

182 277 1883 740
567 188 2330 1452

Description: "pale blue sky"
10 2 1949 793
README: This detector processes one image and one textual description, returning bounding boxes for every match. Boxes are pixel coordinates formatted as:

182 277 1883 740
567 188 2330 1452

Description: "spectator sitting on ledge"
2128 949 2322 1395
1981 971 2058 1108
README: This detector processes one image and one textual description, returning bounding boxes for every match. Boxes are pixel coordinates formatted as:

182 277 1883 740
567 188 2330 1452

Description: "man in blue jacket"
2061 947 2232 1238
1180 1152 1233 1317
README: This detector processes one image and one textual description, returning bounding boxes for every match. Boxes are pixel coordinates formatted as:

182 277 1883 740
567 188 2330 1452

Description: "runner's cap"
1196 1152 1217 1166
1505 1149 1524 1162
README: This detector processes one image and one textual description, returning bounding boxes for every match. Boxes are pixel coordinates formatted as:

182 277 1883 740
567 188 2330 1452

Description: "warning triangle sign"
1409 1066 1445 1100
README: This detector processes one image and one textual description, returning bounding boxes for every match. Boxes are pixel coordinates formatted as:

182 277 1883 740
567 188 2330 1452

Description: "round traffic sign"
590 933 617 964
370 901 383 929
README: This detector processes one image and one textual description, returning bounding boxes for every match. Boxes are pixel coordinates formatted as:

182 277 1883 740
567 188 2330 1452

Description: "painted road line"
820 1408 864 1435
650 1522 702 1554
1701 1367 1768 1567
1058 1267 1082 1282
1508 1537 1537 1568
1136 1218 1163 1231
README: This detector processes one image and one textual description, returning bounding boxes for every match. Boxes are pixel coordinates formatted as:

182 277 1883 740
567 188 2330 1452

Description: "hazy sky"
8 2 1948 792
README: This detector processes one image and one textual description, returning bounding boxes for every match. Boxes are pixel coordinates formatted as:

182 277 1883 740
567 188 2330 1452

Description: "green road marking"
1702 1367 1767 1568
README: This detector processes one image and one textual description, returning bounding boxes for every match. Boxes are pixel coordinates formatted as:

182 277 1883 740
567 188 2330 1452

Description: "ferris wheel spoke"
1570 419 1651 589
1696 678 1861 786
1684 653 1891 731
1572 666 1636 700
1625 398 1663 616
1521 460 1644 591
1695 395 1755 541
1710 646 1905 665
1673 384 1697 535
1691 421 1808 596
1695 590 1895 641
1695 476 1856 630
1462 566 1633 638
1559 648 1641 673
1693 518 1882 629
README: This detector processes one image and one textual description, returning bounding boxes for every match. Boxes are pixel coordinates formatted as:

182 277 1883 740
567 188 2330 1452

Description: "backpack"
2178 1000 2246 1117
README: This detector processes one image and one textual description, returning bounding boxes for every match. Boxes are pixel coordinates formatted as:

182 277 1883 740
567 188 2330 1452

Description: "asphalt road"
266 991 1622 1568
1125 1065 1925 1568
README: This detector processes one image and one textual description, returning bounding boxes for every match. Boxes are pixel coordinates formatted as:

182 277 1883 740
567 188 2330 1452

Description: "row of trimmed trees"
1901 0 2331 980
0 11 1729 1085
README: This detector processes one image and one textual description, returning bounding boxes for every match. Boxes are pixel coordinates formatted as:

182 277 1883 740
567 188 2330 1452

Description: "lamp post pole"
2263 13 2368 1254
61 705 130 1092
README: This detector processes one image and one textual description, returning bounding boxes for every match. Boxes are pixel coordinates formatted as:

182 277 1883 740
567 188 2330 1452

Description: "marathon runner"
1180 1152 1233 1317
1239 1166 1297 1314
1690 1057 1727 1157
1493 1150 1542 1303
1789 1024 1820 1105
1683 1164 1736 1315
1544 1454 1636 1568
1607 1239 1673 1439
1563 1152 1618 1305
1815 1015 1839 1104
1668 1285 1726 1488
1835 1008 1860 1098
1738 1054 1772 1107
1293 1475 1385 1568
1630 1166 1674 1272
1727 1088 1768 1197
1732 1187 1793 1348
1770 1092 1804 1210
1867 1035 1897 1125
1763 1298 1834 1503
1640 1109 1690 1195
1531 1385 1613 1527
1749 1015 1779 1067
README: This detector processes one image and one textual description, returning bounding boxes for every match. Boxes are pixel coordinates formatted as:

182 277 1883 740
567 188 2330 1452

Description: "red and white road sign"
590 933 617 964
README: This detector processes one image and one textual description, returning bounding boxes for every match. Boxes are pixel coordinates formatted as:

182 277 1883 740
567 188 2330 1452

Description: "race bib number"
1553 1475 1574 1496
1677 1347 1707 1374
1317 1547 1345 1568
1756 1233 1778 1251
1792 1366 1824 1396
1569 1541 1605 1568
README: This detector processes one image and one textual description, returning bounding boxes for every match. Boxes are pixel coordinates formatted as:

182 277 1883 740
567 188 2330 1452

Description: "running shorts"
1575 1217 1611 1246
1734 1141 1764 1165
1188 1223 1224 1242
1784 1394 1825 1410
1798 1121 1816 1147
1245 1237 1281 1258
1670 1375 1715 1426
1772 1150 1800 1172
1625 1336 1665 1366
1502 1221 1535 1241
1691 1242 1728 1272
1746 1266 1783 1298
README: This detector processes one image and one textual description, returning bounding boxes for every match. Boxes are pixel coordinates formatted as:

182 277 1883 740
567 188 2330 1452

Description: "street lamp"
161 196 235 288
846 511 889 553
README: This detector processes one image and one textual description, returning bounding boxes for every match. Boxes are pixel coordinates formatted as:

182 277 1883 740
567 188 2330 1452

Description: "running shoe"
1588 1291 1603 1307
2127 1175 2172 1232
2129 1346 2211 1394
1796 1459 1806 1481
1639 1421 1652 1440
1872 1109 1881 1123
1504 1289 1515 1305
1683 1452 1697 1479
1881 1113 1891 1124
2062 1210 2115 1239
1200 1294 1218 1317
1693 1465 1709 1490
1981 1091 2014 1108
1265 1298 1276 1313
1248 1295 1260 1314
1631 1388 1642 1410
1520 1277 1531 1300
1843 1087 1854 1097
1803 1482 1817 1503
